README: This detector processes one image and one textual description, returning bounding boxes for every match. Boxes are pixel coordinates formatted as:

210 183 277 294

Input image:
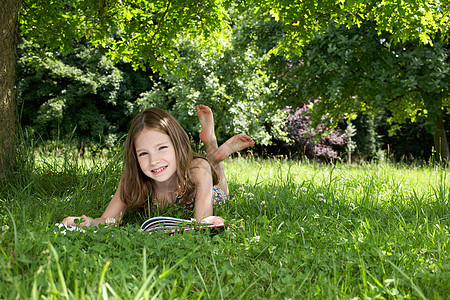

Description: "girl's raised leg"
214 134 254 163
196 105 254 195
196 105 219 163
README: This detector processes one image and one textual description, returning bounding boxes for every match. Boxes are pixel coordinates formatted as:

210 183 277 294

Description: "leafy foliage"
283 101 346 160
17 39 154 147
14 1 450 160
276 21 450 124
137 9 288 145
352 114 382 160
20 0 230 72
253 0 449 56
17 5 352 160
271 20 449 159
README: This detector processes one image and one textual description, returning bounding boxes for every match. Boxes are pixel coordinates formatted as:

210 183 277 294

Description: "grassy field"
0 143 448 299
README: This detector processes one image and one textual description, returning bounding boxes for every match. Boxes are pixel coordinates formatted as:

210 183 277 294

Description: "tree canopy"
20 0 230 72
253 0 449 56
285 21 449 159
20 1 450 73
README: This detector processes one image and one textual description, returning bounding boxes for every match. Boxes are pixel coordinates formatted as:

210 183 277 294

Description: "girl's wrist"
81 215 94 226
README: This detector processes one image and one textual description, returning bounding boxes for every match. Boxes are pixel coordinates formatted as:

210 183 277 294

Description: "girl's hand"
201 215 224 224
61 215 94 227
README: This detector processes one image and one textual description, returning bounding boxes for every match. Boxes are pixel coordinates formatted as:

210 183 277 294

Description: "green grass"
0 143 448 299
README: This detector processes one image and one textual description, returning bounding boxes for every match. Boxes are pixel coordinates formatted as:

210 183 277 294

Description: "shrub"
17 39 155 148
282 100 346 160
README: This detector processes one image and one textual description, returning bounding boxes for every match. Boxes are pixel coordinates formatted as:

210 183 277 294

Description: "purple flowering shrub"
283 100 346 160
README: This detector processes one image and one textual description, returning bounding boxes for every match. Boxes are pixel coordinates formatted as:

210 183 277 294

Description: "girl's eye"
159 146 168 150
138 152 148 157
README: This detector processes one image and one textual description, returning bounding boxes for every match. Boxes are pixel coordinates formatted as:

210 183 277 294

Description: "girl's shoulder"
190 157 210 170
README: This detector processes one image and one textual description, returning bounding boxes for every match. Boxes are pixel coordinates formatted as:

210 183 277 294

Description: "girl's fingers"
201 215 224 224
61 216 91 226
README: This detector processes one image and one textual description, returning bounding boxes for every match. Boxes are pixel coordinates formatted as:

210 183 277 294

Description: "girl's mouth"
152 166 167 174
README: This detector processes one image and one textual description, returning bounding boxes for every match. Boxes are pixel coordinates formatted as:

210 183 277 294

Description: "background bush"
282 101 346 161
17 39 155 148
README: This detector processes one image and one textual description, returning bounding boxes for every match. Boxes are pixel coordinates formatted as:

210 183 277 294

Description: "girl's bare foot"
213 134 254 163
195 105 217 148
196 104 254 164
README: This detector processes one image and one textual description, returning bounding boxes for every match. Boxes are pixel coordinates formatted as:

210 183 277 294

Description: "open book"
141 216 226 234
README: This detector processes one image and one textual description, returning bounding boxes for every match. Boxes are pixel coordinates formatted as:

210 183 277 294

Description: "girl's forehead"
135 127 171 143
139 127 166 135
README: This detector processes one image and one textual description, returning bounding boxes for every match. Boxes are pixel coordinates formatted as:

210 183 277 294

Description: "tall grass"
0 141 448 299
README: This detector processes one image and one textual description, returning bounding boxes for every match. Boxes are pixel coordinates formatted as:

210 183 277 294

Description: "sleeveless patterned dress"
174 186 228 211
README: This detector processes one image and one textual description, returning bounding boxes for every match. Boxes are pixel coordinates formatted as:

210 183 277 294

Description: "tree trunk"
432 111 450 162
0 0 21 179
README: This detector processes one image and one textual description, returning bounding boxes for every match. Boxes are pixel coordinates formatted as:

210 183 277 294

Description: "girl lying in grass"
62 105 254 226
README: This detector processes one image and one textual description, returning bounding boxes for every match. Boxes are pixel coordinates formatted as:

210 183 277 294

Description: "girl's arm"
191 158 224 224
61 177 128 227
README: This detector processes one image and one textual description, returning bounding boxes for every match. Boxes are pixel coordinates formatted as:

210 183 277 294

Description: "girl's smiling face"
134 128 177 186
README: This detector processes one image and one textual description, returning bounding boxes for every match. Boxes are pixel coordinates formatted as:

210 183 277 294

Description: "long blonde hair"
120 107 218 209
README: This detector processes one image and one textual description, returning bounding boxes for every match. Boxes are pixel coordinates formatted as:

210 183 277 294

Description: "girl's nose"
150 154 160 165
